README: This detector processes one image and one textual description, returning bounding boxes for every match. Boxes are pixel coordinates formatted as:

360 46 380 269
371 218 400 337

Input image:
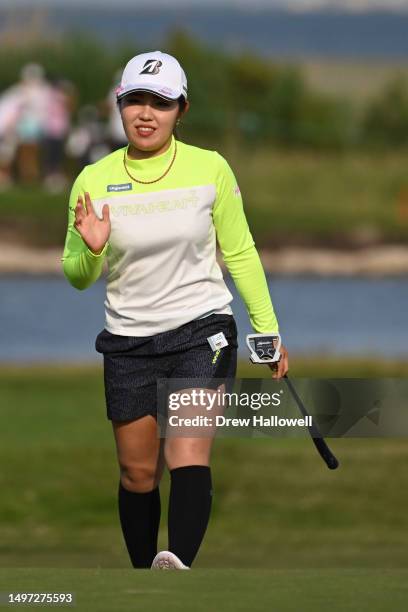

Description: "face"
119 91 188 158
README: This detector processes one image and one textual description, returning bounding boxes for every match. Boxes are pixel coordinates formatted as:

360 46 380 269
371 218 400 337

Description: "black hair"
173 95 187 139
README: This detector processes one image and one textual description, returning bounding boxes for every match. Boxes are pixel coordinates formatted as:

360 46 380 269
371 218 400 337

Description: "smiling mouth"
136 126 156 136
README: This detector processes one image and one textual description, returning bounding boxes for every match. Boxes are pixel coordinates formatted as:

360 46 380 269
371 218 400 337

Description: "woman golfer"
62 51 289 570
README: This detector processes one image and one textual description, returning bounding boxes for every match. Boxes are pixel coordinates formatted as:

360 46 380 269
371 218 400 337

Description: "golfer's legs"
163 386 224 567
112 415 165 492
164 434 215 569
164 383 225 469
164 437 213 469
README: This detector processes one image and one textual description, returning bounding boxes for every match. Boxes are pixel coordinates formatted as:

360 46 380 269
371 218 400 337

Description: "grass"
2 151 408 248
1 569 408 612
1 361 408 609
231 150 408 246
238 356 408 377
0 187 67 247
1 361 408 568
301 58 408 105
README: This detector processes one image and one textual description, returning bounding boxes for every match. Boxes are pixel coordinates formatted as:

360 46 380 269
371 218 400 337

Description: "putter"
246 333 339 470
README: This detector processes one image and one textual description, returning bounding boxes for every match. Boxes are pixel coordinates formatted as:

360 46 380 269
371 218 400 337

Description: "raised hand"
74 192 111 255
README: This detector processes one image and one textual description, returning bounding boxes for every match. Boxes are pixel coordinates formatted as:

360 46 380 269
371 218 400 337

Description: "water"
5 7 408 59
0 275 407 362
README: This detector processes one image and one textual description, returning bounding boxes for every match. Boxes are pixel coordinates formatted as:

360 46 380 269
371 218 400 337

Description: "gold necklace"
123 139 177 185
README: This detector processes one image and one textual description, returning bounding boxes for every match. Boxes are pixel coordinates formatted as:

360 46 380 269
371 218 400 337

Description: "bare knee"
164 439 212 471
112 416 164 493
120 462 162 493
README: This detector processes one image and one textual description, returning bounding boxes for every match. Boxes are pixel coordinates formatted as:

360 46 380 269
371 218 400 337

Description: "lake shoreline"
1 243 407 276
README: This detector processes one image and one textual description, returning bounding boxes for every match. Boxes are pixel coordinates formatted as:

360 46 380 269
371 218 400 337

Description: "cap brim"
116 85 183 101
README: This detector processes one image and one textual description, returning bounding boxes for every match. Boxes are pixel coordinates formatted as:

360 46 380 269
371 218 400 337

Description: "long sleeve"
61 169 108 290
212 152 279 333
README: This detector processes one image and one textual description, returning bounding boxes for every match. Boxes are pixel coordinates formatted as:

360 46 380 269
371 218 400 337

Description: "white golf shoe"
151 551 190 570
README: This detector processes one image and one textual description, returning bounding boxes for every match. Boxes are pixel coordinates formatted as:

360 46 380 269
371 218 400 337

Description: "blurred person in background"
65 104 110 170
42 78 76 193
104 69 128 152
12 63 49 184
0 86 21 189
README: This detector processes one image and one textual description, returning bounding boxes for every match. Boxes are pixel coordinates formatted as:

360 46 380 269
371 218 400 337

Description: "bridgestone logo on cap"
140 60 162 75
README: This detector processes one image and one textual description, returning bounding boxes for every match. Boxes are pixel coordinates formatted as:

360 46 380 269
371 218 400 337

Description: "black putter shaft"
283 375 339 470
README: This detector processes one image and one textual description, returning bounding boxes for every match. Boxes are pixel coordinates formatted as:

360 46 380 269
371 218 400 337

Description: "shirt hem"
104 305 234 337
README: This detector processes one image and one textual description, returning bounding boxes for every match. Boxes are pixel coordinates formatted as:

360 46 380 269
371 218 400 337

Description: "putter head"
246 333 281 364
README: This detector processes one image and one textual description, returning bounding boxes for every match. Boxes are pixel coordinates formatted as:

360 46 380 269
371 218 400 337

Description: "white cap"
116 51 188 102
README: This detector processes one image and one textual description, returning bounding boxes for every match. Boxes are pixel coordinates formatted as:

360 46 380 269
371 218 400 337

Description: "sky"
3 0 408 11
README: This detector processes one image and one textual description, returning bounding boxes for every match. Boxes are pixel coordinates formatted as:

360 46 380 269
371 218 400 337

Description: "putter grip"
284 375 340 471
314 438 340 470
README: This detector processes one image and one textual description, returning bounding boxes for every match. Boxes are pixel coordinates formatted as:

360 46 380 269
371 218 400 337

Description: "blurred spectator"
13 63 50 184
0 64 76 189
0 65 128 187
65 105 110 168
42 78 76 193
0 87 21 189
105 69 127 151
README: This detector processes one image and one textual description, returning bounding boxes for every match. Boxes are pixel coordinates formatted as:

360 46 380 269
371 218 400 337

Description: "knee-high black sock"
168 465 212 567
118 482 161 568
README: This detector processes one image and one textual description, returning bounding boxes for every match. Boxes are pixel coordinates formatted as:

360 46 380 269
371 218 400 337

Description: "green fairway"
0 568 407 612
1 362 408 575
1 364 408 609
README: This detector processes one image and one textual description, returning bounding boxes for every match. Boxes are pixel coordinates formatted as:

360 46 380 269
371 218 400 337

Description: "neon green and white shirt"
62 136 279 336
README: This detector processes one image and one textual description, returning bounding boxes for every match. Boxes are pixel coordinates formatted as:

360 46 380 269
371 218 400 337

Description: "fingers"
74 195 86 229
102 203 110 222
84 192 95 216
269 345 289 379
74 192 100 232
